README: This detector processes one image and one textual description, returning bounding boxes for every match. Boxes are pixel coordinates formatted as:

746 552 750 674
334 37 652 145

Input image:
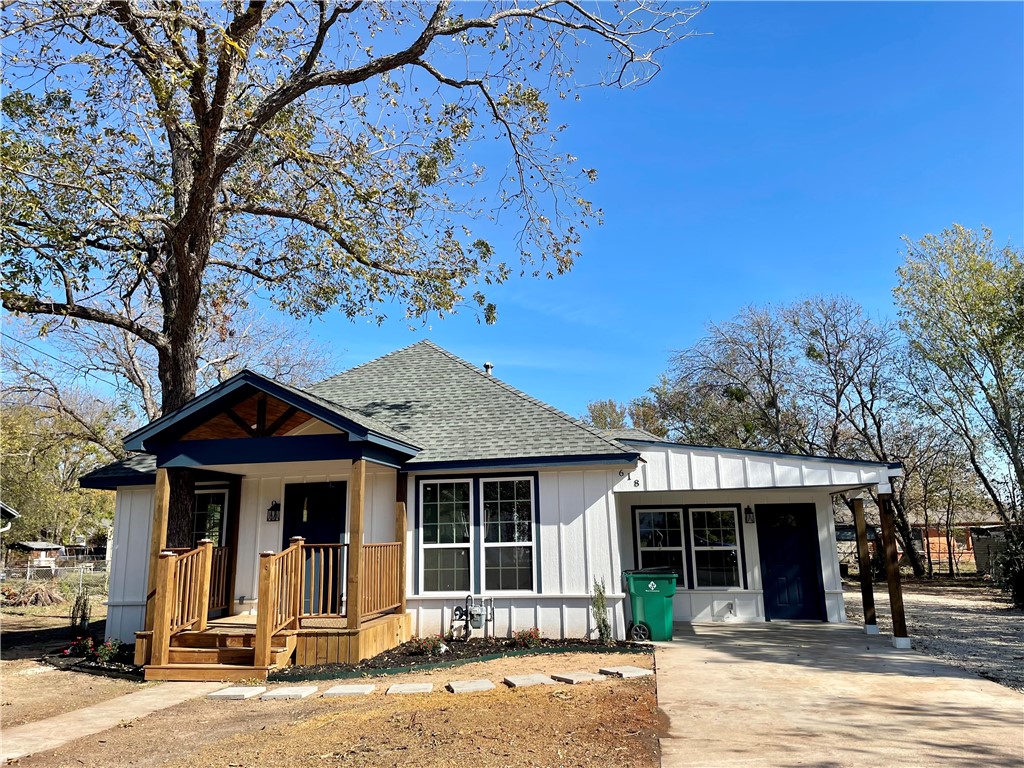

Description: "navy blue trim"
472 478 482 594
153 435 407 468
123 371 420 455
614 438 901 470
407 453 638 472
79 466 240 490
412 478 421 596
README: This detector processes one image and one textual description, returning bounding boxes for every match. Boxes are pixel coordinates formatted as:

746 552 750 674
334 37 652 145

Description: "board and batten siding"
405 466 626 640
105 487 155 642
231 459 398 611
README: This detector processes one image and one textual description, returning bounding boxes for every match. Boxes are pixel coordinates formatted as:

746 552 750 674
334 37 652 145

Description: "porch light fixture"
267 500 281 522
744 506 755 525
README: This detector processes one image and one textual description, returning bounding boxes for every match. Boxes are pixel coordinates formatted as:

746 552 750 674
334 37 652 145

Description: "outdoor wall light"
744 506 755 525
266 500 281 522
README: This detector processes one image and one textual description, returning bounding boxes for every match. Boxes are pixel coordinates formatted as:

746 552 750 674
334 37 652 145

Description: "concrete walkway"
1 681 222 763
656 623 1024 768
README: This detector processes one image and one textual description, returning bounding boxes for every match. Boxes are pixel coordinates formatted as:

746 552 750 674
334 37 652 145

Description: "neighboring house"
7 541 63 567
81 341 901 681
0 501 19 535
971 525 1008 577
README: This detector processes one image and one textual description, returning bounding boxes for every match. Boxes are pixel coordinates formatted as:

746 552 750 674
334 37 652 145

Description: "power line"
0 331 119 387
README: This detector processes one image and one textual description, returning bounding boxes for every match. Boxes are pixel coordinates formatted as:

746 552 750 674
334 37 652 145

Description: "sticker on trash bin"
647 581 657 591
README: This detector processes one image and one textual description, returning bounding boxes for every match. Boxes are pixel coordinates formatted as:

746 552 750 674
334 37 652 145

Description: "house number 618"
618 470 640 487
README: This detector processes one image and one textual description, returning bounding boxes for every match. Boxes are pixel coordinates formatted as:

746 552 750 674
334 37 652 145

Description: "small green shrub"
510 627 541 649
408 634 444 655
63 636 95 658
592 578 612 645
95 639 122 663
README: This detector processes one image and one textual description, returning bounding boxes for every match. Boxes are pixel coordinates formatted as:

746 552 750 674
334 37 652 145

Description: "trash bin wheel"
629 622 651 642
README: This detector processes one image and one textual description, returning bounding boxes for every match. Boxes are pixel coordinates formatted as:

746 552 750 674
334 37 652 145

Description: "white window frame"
418 478 474 595
688 506 742 590
634 507 686 588
480 475 537 594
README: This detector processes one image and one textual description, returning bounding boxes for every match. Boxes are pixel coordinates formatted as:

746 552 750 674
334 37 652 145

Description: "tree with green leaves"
894 224 1023 524
0 403 115 546
1 1 705 542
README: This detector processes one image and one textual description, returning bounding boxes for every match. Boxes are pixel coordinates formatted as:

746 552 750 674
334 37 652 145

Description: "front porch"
135 529 412 681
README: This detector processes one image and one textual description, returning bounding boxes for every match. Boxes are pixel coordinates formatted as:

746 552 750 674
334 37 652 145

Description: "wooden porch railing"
254 537 303 667
362 542 402 616
150 540 214 666
209 546 231 612
300 544 348 617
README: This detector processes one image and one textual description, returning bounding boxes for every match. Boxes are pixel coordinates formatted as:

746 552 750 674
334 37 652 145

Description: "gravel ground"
843 579 1024 691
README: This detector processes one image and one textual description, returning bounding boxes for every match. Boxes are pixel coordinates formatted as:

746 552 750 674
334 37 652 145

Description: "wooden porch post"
395 471 408 614
195 539 214 632
145 468 171 631
878 493 911 648
850 496 878 635
150 551 176 667
346 458 366 630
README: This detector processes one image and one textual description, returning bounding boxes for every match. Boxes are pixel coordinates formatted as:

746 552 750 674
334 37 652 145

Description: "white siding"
408 465 626 640
106 487 155 642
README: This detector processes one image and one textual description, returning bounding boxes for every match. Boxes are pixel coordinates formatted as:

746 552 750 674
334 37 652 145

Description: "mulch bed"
272 636 651 681
42 642 145 681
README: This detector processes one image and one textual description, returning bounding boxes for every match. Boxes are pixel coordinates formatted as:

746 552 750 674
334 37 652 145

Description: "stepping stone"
503 674 556 688
599 666 653 679
386 683 433 695
323 683 376 697
261 686 318 700
551 671 605 685
208 686 266 700
447 679 495 694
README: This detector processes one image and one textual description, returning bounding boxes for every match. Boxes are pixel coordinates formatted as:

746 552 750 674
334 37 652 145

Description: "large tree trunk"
890 495 926 577
157 238 206 549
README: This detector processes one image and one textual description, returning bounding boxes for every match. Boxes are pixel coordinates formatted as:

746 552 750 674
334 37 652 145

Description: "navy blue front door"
283 482 346 614
757 504 825 620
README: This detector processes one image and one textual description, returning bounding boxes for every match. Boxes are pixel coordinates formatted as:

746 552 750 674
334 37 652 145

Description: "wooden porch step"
144 663 274 682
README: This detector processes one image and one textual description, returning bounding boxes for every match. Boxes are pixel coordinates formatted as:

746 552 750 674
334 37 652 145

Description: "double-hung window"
690 507 741 588
421 480 472 592
635 508 685 582
482 478 534 591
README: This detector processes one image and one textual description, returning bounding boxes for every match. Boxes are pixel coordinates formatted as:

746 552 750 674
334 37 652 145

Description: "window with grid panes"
481 478 534 591
689 508 741 587
635 508 685 582
421 480 471 592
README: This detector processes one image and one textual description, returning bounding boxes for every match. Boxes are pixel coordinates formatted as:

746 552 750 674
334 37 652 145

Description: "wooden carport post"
850 495 878 635
145 468 171 631
346 458 366 630
877 493 911 648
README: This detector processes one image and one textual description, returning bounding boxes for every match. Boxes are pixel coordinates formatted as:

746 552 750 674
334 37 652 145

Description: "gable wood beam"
346 458 366 630
224 407 257 437
878 493 910 648
395 471 408 614
265 405 299 436
145 467 171 631
850 496 878 634
256 394 267 436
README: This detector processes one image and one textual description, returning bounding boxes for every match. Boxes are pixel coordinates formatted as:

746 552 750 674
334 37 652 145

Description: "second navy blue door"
756 504 825 621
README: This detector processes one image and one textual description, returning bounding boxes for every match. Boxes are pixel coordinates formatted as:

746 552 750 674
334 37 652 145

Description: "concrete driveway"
656 623 1024 768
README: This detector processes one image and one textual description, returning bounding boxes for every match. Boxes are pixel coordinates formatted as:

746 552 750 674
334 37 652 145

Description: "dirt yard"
843 578 1024 691
11 651 661 768
2 602 147 728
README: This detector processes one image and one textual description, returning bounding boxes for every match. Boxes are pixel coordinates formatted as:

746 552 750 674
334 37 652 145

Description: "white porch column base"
891 636 911 649
864 624 880 635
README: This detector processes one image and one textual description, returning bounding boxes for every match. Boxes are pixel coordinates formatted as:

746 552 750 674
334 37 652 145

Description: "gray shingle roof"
602 428 667 443
80 453 157 485
309 340 635 465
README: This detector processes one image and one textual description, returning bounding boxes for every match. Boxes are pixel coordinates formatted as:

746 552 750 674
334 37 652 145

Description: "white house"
82 341 901 681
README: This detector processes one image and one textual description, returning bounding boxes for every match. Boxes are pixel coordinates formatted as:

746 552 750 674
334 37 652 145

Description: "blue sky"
306 2 1022 419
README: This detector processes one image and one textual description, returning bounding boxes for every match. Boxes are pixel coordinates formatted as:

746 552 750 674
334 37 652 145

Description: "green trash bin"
624 569 678 641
